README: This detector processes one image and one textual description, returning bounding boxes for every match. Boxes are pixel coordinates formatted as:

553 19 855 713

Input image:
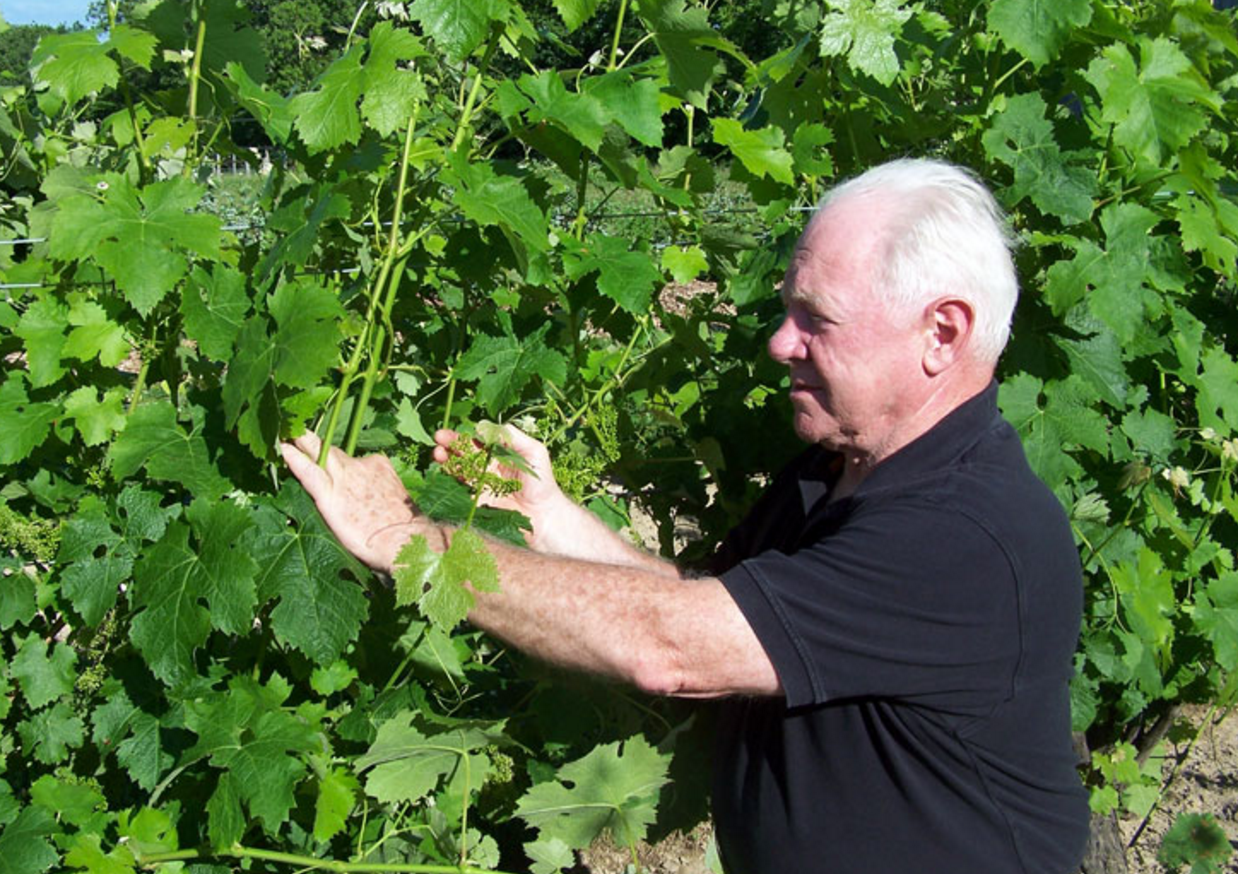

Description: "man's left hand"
280 432 437 572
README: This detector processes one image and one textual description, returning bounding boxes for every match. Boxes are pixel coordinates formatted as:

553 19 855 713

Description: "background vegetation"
0 1 1235 872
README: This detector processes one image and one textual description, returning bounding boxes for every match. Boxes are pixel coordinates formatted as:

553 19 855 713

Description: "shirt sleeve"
718 496 1022 713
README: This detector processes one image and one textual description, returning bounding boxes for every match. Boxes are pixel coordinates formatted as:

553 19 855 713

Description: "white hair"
808 158 1019 363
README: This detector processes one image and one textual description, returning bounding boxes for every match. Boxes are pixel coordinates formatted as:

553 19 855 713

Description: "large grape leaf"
1196 348 1238 433
564 234 663 314
450 162 550 253
17 701 85 764
10 633 77 710
355 710 504 805
361 22 427 137
1112 549 1175 663
48 176 222 315
982 92 1095 225
0 806 59 874
267 278 344 389
63 299 130 367
999 373 1110 492
223 62 293 144
63 386 127 448
13 296 68 387
1195 573 1238 672
711 119 795 185
31 31 120 105
637 0 730 109
818 0 912 86
1084 38 1218 167
549 0 601 31
108 401 230 500
518 71 609 152
181 264 250 361
251 484 369 666
394 528 499 631
410 0 496 61
515 734 671 849
0 376 58 465
128 501 259 686
987 0 1091 67
291 46 366 154
454 324 567 415
582 72 664 148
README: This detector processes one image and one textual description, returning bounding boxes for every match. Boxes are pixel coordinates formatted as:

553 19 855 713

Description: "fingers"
280 440 332 500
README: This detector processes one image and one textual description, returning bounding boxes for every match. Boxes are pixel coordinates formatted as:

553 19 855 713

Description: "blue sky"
1 0 93 27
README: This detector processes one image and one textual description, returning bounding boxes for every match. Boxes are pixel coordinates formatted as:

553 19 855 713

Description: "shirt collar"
845 380 1001 499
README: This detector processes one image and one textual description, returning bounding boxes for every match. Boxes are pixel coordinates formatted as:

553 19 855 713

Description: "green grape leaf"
313 769 359 843
987 0 1091 68
565 234 663 314
818 0 912 86
14 296 68 387
181 265 250 361
661 245 709 283
1158 813 1233 873
1112 549 1175 661
0 376 58 465
106 24 158 69
1120 408 1177 463
64 386 128 447
29 775 106 831
18 701 86 764
1175 193 1238 276
223 62 294 144
1084 38 1218 167
31 31 119 104
525 836 576 874
1055 312 1128 409
450 162 550 253
0 806 59 874
1197 348 1238 433
454 324 567 415
355 710 503 804
63 299 131 367
208 710 319 833
128 501 259 686
1043 203 1161 342
0 574 37 630
114 710 174 793
792 123 835 176
252 484 370 666
982 92 1095 224
361 22 427 137
1195 573 1238 672
637 0 730 108
394 528 499 631
207 773 246 850
63 834 137 874
518 71 609 152
999 373 1110 491
268 278 344 389
10 633 77 709
712 119 795 185
410 0 495 61
50 177 222 316
582 72 664 148
108 401 230 500
515 734 671 849
550 0 601 31
290 46 365 154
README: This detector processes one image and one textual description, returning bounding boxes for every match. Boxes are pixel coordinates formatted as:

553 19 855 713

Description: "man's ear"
922 297 974 376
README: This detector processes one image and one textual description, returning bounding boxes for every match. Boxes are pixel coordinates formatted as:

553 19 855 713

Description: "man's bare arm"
280 432 780 698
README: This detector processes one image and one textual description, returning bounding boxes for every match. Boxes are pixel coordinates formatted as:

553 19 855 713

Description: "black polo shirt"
710 383 1089 874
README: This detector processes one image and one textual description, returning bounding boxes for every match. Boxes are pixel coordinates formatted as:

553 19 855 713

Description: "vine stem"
450 28 501 153
109 0 152 180
607 0 630 72
1128 703 1223 849
184 10 207 177
135 845 519 874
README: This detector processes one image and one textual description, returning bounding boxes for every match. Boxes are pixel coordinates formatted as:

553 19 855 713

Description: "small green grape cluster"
441 434 522 500
551 405 621 503
0 503 62 565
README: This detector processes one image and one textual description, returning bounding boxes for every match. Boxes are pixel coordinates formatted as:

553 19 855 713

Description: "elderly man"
282 158 1090 873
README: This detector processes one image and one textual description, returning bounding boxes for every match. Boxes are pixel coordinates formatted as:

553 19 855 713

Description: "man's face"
768 201 926 454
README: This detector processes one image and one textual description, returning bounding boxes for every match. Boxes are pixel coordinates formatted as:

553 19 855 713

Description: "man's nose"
768 315 802 363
